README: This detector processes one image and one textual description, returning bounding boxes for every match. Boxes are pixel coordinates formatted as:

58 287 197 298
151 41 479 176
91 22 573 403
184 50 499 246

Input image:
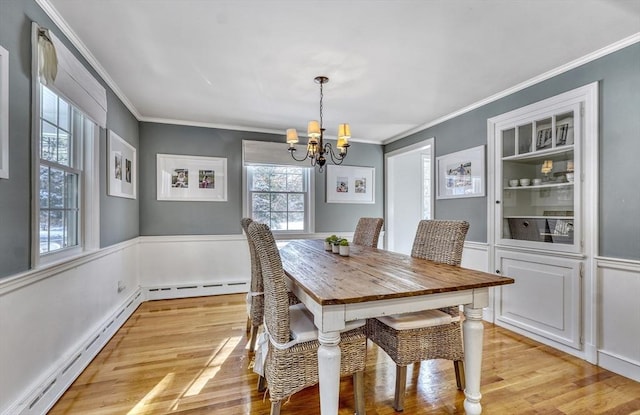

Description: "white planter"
339 245 350 256
332 244 340 253
324 241 332 251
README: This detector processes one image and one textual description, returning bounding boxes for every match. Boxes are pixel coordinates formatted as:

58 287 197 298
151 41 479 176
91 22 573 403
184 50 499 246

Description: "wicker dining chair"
366 219 470 412
247 221 368 415
240 218 299 353
352 217 384 248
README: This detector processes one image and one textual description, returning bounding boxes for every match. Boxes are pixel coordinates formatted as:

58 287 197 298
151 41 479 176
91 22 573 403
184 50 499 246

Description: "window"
32 25 103 266
247 165 310 232
37 86 98 261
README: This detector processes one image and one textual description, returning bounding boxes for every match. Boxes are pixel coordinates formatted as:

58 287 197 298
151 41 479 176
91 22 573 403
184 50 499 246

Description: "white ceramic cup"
566 173 574 182
533 178 542 185
520 178 531 186
509 179 519 187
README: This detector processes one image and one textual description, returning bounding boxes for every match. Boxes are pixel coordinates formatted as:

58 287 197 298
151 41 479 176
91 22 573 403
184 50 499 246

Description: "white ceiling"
44 0 640 144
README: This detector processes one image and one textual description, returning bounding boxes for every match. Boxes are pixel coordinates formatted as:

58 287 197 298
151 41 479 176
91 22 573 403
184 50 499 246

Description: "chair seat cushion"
376 309 452 331
290 303 365 344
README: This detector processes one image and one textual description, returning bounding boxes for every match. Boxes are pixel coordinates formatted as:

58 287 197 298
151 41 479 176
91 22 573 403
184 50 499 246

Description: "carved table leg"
463 305 484 415
318 330 341 415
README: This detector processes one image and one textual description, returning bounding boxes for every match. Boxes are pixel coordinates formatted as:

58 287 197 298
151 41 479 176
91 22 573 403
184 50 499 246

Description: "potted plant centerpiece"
324 235 338 251
331 237 342 253
339 239 350 256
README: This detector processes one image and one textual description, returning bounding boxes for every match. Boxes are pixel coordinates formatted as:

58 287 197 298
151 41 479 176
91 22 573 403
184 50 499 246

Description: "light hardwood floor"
50 294 640 415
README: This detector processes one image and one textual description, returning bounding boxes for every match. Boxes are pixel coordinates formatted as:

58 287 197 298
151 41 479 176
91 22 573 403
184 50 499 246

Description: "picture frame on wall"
108 130 136 199
326 165 375 204
436 145 485 199
0 45 9 179
156 153 227 201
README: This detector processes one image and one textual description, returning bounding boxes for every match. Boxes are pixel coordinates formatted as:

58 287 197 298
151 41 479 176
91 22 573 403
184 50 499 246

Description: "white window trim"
0 45 8 179
242 140 315 234
31 23 100 268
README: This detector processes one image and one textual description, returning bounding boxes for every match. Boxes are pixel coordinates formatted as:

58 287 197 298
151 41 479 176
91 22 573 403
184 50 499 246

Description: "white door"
385 139 434 254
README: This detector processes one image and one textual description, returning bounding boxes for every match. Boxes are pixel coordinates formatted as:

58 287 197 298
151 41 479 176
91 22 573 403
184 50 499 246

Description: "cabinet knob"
496 200 501 204
495 269 501 274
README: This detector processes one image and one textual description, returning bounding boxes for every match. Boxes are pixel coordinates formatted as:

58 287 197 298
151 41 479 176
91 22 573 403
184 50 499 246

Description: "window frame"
39 87 82 255
31 43 100 267
243 164 315 234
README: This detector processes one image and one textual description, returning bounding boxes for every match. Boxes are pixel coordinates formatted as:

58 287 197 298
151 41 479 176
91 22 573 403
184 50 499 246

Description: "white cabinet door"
495 249 582 350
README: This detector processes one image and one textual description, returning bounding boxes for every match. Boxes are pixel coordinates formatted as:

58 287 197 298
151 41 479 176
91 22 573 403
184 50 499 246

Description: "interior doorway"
385 139 434 254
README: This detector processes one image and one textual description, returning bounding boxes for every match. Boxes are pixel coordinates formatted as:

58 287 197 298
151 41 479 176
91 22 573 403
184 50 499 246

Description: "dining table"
278 239 515 415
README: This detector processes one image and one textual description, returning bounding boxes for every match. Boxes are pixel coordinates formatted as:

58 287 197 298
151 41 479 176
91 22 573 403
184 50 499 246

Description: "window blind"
243 140 311 167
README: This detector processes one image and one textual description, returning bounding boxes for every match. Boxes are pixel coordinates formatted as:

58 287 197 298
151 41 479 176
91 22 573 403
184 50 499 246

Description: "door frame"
384 138 434 250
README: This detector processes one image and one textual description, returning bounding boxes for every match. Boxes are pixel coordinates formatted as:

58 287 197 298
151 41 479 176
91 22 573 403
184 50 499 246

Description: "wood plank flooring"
49 294 640 414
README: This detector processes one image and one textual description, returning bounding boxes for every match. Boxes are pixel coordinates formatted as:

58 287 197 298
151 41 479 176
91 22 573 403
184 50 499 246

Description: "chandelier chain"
319 81 324 129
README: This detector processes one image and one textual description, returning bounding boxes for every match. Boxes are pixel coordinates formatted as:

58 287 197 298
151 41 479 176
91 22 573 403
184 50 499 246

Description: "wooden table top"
279 239 514 306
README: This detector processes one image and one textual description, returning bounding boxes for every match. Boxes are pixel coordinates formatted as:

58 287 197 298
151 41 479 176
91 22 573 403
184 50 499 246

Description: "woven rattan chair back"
241 218 263 296
410 220 469 266
247 222 291 345
241 217 266 353
352 217 384 248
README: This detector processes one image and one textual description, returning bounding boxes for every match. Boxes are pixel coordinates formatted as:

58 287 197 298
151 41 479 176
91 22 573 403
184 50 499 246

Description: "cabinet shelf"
502 145 574 163
505 215 574 220
505 182 574 190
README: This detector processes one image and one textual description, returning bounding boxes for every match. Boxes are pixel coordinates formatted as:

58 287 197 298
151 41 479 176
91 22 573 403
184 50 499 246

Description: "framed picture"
536 122 553 150
436 145 485 199
326 165 375 204
555 116 574 146
108 130 136 199
0 45 8 179
157 154 227 201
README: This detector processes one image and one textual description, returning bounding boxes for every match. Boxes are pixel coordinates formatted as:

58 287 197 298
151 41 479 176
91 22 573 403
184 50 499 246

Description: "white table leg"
317 330 341 415
463 305 484 415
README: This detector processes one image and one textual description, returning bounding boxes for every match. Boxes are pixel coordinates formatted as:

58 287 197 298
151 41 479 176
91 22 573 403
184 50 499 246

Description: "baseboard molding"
598 350 640 382
144 280 249 301
4 288 144 415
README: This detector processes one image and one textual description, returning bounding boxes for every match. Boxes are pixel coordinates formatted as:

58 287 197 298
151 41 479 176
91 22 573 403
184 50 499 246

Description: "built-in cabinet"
487 83 598 358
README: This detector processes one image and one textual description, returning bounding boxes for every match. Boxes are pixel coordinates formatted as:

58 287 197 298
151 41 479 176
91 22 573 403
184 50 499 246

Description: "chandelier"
286 76 350 172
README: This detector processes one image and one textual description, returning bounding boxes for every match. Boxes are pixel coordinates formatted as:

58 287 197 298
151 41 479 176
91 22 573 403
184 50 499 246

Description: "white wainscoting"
596 256 640 382
138 235 252 299
0 240 140 415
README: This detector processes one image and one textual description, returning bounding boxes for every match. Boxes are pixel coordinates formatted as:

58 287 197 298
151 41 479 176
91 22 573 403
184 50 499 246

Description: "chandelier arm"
288 148 311 162
324 142 347 165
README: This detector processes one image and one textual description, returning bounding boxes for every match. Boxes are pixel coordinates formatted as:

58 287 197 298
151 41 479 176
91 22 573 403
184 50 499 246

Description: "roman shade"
243 140 310 167
34 23 107 128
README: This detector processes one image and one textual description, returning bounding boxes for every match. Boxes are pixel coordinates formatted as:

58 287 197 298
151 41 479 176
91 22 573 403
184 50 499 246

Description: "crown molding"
35 0 142 121
383 32 640 145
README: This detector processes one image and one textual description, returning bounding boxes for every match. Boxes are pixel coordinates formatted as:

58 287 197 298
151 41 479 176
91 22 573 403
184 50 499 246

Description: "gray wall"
386 44 640 260
1 0 636 279
0 0 139 278
139 122 384 235
314 141 384 232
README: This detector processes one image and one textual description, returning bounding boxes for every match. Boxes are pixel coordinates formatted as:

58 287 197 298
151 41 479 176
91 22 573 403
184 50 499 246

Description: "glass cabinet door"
497 103 580 250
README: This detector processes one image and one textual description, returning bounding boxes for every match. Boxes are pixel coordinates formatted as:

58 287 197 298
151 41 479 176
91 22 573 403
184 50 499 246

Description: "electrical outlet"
117 280 126 293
